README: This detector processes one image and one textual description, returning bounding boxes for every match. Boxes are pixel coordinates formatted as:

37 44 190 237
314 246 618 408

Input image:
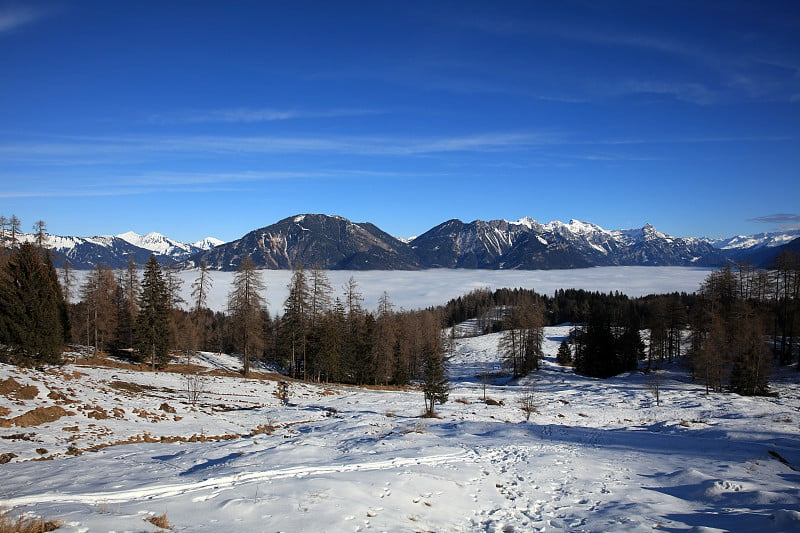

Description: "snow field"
1 325 799 532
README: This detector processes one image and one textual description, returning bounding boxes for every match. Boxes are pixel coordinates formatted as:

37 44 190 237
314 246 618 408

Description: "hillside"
1 328 798 532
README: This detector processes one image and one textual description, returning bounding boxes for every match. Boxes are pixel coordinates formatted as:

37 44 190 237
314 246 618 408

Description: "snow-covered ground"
2 326 798 532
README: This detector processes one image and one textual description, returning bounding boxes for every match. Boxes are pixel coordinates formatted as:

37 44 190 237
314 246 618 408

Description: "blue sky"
1 0 799 243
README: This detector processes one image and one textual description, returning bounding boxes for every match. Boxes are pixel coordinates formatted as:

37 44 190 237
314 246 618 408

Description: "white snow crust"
1 325 798 532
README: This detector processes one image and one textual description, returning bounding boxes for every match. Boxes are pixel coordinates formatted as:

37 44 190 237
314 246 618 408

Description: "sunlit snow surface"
2 324 799 532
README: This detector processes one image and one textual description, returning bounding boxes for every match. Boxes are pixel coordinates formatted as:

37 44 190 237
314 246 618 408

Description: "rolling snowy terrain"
1 326 799 532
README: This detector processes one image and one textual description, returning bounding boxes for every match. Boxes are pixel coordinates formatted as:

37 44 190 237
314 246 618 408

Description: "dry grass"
0 510 61 533
0 378 39 400
144 512 172 530
0 406 71 428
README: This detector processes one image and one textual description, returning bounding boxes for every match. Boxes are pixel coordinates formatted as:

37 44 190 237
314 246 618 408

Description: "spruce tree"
0 243 67 365
135 255 171 368
556 339 572 366
227 255 266 376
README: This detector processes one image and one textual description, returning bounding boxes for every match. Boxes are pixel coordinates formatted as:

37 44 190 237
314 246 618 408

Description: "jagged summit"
15 214 795 270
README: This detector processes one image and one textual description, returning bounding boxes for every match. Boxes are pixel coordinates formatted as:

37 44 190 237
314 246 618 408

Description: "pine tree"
556 339 572 365
227 255 266 376
135 255 172 368
281 265 310 379
420 310 448 416
0 243 67 365
422 346 448 417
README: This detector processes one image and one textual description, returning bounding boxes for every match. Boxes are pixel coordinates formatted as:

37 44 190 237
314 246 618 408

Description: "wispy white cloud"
613 80 718 105
0 5 53 34
147 107 383 125
0 131 559 163
0 168 449 199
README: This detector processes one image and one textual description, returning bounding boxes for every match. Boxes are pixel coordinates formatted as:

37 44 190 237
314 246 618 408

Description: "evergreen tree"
419 310 448 416
135 255 172 368
281 265 310 378
227 255 266 376
0 243 67 365
556 339 572 365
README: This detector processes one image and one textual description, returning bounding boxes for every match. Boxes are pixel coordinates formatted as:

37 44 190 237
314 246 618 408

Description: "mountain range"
13 231 223 269
8 214 799 270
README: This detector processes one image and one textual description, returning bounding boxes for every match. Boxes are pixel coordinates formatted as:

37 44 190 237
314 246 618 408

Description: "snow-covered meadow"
2 325 799 532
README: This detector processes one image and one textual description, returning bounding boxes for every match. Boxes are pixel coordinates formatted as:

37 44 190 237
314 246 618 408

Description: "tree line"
2 215 797 399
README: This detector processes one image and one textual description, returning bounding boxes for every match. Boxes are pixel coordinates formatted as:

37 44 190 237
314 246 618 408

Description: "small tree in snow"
647 369 662 407
422 348 449 417
185 371 208 406
518 386 537 422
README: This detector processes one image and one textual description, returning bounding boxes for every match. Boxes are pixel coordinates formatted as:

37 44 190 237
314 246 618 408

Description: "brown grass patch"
1 406 72 428
46 390 75 404
249 424 275 436
84 406 110 420
145 512 171 529
0 509 61 532
0 378 39 400
108 381 152 393
0 407 10 417
163 363 207 375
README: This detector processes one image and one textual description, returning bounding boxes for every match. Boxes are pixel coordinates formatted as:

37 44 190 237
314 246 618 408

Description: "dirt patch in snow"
0 377 39 400
0 406 72 427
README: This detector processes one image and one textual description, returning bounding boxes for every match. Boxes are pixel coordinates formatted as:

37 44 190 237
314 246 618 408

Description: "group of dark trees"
442 253 800 396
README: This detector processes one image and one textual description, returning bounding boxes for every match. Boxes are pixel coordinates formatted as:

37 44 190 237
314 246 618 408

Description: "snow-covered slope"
1 328 798 532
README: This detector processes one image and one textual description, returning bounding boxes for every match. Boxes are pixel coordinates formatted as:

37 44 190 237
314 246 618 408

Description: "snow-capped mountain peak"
193 237 225 250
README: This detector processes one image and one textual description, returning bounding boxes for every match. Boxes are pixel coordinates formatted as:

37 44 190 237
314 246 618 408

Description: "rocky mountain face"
187 214 420 270
10 214 796 270
409 219 724 269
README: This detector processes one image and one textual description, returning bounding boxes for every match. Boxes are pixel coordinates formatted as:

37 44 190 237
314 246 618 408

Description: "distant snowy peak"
709 229 800 250
193 237 224 250
116 231 223 256
116 231 189 255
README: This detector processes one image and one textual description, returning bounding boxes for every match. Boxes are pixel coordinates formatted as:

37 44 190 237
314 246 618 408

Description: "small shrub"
145 512 172 530
0 509 62 533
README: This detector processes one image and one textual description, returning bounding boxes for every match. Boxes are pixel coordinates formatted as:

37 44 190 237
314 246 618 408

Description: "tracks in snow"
4 449 474 508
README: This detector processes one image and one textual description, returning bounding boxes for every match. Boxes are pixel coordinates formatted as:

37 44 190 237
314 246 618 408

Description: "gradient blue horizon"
1 1 798 243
